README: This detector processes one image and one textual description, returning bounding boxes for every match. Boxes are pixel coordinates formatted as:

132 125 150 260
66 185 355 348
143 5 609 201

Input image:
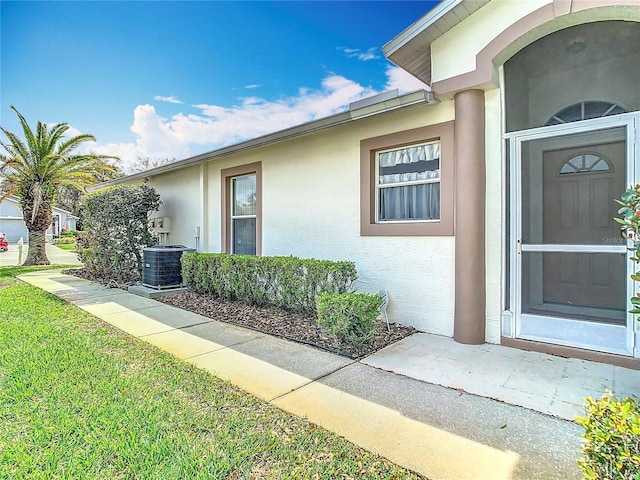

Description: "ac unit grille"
142 245 195 289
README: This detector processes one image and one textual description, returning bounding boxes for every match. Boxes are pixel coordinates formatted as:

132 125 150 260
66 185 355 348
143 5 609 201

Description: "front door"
508 114 638 356
541 141 626 318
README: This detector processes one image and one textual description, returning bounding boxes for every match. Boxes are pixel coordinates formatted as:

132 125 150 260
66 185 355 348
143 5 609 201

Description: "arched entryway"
503 20 639 357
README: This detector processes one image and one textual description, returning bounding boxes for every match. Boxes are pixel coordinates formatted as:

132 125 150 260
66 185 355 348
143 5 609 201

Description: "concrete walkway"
17 269 639 480
0 243 82 266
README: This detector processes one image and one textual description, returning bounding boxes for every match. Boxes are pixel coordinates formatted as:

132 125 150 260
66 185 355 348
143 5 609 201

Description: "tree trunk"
23 228 50 265
20 189 54 266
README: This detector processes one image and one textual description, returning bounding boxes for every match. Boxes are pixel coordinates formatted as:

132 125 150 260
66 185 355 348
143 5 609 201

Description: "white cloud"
244 84 261 89
62 125 84 138
384 65 430 93
339 46 380 61
154 95 183 104
92 68 429 174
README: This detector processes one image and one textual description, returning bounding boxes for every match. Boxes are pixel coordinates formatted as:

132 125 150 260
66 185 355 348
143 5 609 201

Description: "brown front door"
541 141 626 319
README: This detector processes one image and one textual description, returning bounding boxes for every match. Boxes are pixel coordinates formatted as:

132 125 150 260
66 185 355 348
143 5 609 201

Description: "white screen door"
507 113 639 357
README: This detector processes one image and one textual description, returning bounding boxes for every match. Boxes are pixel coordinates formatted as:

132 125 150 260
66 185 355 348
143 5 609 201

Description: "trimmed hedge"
316 292 383 345
576 393 640 480
181 253 357 314
52 237 76 245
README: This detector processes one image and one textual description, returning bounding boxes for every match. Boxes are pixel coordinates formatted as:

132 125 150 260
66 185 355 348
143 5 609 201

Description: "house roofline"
382 0 464 57
3 195 75 216
89 89 435 190
382 0 490 86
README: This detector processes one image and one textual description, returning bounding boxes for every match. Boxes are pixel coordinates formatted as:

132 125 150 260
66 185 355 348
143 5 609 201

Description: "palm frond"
57 133 96 155
11 106 39 159
0 128 31 164
1 106 121 210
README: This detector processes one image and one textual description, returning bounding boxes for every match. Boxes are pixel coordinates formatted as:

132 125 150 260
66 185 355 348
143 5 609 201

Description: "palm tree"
0 106 118 265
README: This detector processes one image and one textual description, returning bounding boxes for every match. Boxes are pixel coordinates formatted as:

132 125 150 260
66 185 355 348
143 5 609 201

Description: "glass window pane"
232 175 256 216
521 252 625 325
378 143 440 185
378 183 440 221
232 218 256 255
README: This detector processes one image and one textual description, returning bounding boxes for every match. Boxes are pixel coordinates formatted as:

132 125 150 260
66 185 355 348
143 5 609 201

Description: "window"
545 101 628 127
231 174 257 254
221 162 261 255
360 121 454 236
559 153 611 175
376 141 441 222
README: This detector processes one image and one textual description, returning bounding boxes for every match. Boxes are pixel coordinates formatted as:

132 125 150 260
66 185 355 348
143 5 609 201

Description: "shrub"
79 184 161 283
316 292 382 345
181 253 357 315
576 392 640 480
61 229 79 237
52 237 76 245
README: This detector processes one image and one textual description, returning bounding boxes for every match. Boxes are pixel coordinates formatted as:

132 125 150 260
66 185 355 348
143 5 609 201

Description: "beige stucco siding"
262 102 455 334
149 165 201 249
431 0 550 84
484 88 503 344
145 101 456 334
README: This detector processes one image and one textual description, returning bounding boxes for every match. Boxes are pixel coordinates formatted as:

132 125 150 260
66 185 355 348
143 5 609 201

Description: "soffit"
383 0 491 85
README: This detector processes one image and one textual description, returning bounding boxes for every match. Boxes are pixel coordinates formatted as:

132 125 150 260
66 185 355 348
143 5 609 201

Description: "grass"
0 265 424 480
56 243 76 251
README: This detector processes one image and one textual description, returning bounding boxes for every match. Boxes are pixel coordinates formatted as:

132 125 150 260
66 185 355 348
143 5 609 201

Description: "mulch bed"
65 268 416 359
158 291 416 359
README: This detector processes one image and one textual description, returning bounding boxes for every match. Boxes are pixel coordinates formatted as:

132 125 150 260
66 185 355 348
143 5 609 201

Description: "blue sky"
1 1 437 171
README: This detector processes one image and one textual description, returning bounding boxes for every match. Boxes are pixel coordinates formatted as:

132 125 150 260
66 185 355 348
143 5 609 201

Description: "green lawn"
56 243 76 251
0 265 423 480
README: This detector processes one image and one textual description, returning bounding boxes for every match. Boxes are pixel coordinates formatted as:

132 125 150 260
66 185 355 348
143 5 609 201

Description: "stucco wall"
146 101 457 335
431 0 549 84
147 166 202 250
484 88 503 344
262 103 455 334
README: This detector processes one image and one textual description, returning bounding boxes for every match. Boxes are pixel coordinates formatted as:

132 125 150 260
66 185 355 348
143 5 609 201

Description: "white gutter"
90 89 435 190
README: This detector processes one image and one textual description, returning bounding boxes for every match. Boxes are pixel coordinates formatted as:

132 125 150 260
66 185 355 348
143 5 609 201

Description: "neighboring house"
94 0 639 367
0 196 77 242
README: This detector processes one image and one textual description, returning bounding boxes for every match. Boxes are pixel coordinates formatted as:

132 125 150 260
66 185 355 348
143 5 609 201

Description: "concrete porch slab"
362 333 639 420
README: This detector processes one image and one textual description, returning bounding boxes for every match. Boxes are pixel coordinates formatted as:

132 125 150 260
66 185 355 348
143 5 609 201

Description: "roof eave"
382 0 490 86
90 89 436 191
382 0 464 57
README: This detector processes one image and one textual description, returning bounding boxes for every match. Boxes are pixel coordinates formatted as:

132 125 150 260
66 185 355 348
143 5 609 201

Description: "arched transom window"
546 101 627 126
559 153 611 175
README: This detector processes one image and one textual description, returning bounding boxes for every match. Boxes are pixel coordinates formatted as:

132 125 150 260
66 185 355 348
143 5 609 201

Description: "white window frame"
374 140 441 224
230 173 257 255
